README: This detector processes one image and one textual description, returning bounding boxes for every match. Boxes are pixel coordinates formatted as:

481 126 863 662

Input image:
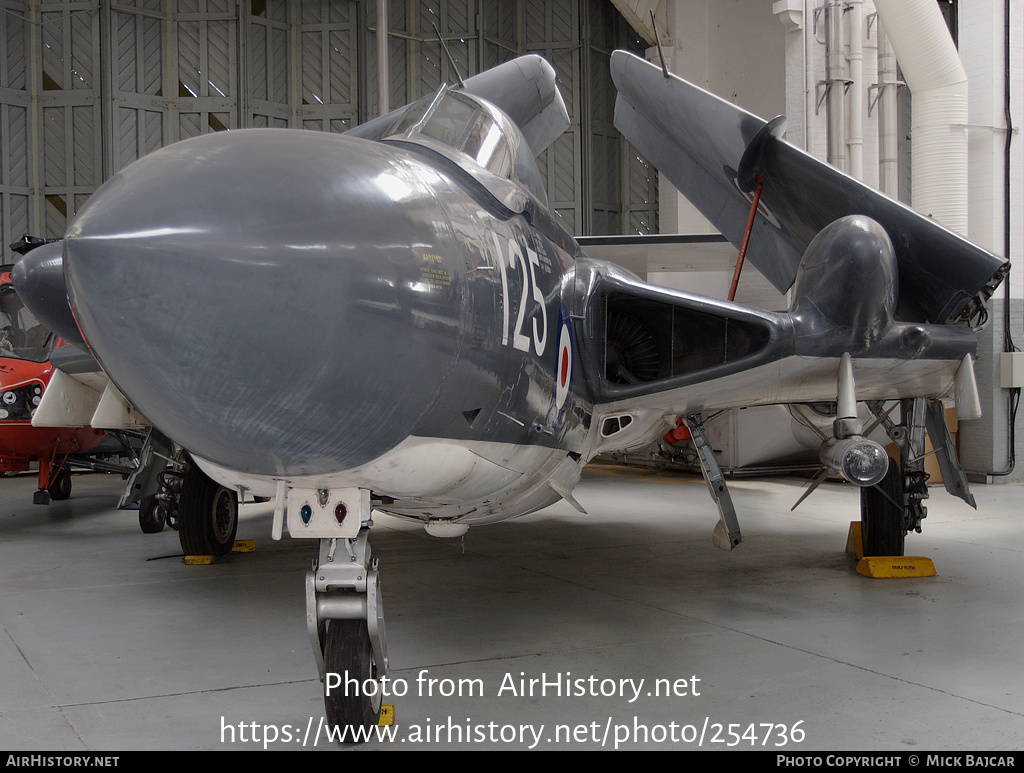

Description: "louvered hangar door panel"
39 3 103 238
0 4 30 252
248 1 290 128
415 1 476 96
112 2 167 172
175 0 237 140
526 0 581 235
0 0 654 253
480 1 517 72
298 0 357 133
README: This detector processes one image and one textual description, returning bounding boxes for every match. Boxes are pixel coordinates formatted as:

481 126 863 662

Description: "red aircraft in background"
1 239 105 504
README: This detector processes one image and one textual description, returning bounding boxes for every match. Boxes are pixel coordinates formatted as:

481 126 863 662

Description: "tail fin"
459 55 570 156
348 55 569 158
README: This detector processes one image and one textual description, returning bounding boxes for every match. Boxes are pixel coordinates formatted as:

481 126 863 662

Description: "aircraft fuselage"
60 128 589 521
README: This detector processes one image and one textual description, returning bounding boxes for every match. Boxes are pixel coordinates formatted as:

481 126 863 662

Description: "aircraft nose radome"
65 129 466 476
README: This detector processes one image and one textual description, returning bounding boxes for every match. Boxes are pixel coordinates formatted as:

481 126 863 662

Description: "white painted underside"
194 435 581 527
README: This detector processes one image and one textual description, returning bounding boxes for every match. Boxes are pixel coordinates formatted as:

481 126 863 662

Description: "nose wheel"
323 618 383 729
307 529 388 738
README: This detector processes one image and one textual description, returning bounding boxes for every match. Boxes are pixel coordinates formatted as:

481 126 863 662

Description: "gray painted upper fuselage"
61 125 582 478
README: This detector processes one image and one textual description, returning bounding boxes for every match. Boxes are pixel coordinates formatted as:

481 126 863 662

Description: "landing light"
819 437 889 487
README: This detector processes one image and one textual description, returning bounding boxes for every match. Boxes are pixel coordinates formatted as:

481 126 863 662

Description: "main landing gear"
306 527 388 734
860 454 905 557
684 413 743 551
177 464 238 556
859 397 975 557
138 462 239 555
122 430 238 555
857 398 926 557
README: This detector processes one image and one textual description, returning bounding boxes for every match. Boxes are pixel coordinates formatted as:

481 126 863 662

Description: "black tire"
47 466 72 501
138 495 165 533
860 455 906 557
178 465 237 556
323 619 382 736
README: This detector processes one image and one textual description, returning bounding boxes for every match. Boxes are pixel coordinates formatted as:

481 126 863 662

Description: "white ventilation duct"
875 25 899 198
847 0 865 180
825 0 847 172
872 0 968 235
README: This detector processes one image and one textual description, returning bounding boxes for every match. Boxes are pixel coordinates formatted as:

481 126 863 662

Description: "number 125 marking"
493 235 547 357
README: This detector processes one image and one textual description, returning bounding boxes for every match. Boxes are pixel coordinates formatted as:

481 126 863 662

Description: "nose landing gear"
306 527 389 737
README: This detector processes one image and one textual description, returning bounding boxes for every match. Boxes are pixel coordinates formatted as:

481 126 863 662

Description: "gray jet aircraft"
13 51 1007 734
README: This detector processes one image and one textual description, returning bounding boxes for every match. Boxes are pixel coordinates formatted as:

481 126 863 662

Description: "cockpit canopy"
0 282 55 362
382 88 548 208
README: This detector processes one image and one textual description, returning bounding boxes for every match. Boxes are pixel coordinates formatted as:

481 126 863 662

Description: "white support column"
958 0 1023 481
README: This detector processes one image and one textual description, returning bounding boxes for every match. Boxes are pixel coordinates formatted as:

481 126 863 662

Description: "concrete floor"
0 464 1022 751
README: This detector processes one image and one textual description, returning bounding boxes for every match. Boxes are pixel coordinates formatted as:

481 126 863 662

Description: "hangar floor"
1 464 1021 751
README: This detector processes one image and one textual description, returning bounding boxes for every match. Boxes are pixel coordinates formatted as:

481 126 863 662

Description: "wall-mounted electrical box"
1000 351 1024 389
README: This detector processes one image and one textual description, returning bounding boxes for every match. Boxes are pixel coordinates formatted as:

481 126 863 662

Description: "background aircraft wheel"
860 455 905 557
178 465 237 556
138 495 165 533
47 466 72 501
323 618 382 734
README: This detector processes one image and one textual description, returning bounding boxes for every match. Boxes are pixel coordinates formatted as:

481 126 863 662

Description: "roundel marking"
553 306 572 414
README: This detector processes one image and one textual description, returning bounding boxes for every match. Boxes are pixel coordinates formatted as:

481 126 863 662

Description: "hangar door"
0 0 657 253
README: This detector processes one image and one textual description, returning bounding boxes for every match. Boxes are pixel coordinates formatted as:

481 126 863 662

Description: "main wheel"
860 455 906 556
47 466 72 501
138 495 166 533
178 465 238 556
323 619 382 735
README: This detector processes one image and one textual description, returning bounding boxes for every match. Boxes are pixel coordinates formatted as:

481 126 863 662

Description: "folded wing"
610 50 1007 324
